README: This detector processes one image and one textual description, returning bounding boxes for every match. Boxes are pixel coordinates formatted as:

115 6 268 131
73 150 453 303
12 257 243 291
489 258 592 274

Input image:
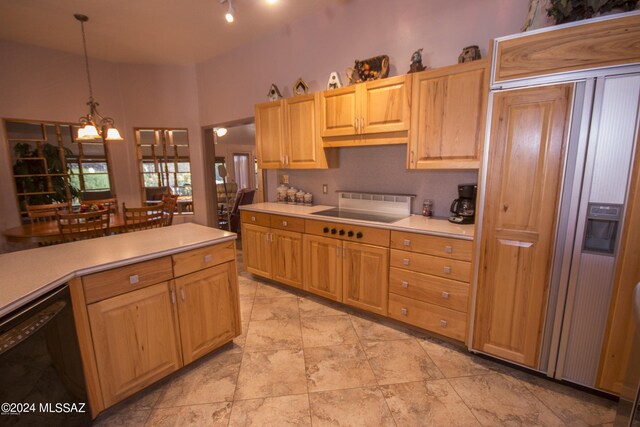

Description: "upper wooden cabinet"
493 13 640 84
472 83 573 368
255 94 336 169
320 75 412 147
408 60 489 169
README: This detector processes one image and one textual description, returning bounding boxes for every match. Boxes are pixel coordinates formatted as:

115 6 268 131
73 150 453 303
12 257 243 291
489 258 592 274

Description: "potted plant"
547 0 638 24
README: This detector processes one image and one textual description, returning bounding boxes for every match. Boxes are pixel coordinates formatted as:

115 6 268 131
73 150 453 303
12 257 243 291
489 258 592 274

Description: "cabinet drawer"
240 211 270 227
83 257 173 304
390 231 472 261
389 267 468 313
270 215 305 232
172 241 236 277
388 293 466 342
390 249 471 282
305 219 390 247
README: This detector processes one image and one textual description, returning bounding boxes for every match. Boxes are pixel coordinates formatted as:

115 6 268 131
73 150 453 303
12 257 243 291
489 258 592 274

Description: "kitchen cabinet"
342 241 389 316
388 231 472 342
472 84 573 367
241 211 304 289
407 60 488 169
255 94 336 169
75 241 240 413
303 234 343 301
320 75 411 147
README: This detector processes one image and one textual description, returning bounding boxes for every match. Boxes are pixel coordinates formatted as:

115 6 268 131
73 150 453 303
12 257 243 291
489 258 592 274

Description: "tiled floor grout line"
445 375 486 427
511 375 571 427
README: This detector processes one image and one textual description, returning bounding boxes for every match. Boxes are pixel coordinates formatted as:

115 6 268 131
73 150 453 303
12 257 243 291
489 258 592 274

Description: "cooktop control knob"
356 232 363 239
323 227 329 233
331 228 337 235
347 230 354 237
339 229 345 236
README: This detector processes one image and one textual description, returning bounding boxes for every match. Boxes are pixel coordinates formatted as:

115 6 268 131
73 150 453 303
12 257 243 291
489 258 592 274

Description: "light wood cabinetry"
388 231 472 342
303 234 343 301
241 211 304 289
493 13 640 84
408 60 488 169
320 75 411 147
342 241 389 316
73 241 240 416
255 95 336 169
472 84 573 367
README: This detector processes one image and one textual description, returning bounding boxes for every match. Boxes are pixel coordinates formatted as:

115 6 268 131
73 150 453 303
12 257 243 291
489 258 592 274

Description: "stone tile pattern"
94 250 616 427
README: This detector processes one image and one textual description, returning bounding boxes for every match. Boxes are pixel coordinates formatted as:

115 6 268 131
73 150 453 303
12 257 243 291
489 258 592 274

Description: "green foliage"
547 0 638 24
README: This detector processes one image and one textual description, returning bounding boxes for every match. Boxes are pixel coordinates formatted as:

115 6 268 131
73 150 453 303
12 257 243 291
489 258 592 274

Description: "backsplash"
265 144 478 218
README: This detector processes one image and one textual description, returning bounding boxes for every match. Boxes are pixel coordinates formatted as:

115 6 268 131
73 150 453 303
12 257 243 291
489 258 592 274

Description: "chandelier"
74 14 122 141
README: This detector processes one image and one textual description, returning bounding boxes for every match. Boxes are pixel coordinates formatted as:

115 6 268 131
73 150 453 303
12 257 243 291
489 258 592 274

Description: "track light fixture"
220 0 234 23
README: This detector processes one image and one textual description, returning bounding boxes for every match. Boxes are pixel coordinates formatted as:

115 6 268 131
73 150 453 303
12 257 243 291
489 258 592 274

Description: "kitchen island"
0 224 241 418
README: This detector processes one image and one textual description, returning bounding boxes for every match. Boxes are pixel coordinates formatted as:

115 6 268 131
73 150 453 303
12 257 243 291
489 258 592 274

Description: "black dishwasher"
0 285 91 426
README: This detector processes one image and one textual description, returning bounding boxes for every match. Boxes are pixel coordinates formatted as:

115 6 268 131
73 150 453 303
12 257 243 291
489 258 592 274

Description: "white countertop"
240 202 475 240
0 223 236 318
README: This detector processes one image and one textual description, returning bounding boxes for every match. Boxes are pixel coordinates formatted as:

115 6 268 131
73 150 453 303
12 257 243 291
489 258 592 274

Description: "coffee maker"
449 184 477 224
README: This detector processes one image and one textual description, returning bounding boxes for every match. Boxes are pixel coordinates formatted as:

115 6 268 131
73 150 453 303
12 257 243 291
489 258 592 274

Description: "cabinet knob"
347 230 354 237
323 227 329 233
401 281 409 289
129 274 139 285
282 221 288 227
339 229 345 236
251 216 256 222
400 307 408 316
403 239 411 247
331 228 337 235
441 291 449 300
403 258 410 266
204 254 213 263
356 232 363 239
440 320 448 328
443 266 451 274
444 245 453 254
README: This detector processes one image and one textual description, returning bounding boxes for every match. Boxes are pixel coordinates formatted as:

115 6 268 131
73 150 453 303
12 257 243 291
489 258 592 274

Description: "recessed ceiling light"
266 0 278 4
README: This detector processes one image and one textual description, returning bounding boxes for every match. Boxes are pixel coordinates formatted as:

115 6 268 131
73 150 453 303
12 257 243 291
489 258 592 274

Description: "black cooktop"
311 208 406 224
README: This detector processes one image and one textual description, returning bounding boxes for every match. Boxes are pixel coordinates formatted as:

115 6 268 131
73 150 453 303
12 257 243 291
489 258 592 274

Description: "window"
134 128 192 212
5 119 114 223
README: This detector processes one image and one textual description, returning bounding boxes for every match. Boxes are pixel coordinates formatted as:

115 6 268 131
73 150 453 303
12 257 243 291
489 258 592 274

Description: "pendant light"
74 14 122 141
220 0 235 23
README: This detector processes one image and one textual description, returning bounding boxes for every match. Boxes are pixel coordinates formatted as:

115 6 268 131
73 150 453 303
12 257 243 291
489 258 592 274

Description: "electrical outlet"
322 184 328 194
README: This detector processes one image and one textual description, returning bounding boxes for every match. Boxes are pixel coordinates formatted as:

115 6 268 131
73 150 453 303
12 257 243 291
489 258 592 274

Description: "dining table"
3 213 126 245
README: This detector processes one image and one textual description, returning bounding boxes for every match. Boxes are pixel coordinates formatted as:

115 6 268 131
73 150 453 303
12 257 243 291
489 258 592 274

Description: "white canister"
276 185 289 203
303 192 313 206
286 187 298 204
295 190 306 205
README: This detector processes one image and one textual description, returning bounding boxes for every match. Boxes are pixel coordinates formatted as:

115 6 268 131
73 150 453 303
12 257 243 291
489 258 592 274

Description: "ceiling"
0 0 344 65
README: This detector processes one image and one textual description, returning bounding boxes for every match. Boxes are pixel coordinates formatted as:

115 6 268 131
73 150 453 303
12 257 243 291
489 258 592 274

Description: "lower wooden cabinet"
73 241 241 417
87 282 182 408
303 234 343 301
342 241 389 316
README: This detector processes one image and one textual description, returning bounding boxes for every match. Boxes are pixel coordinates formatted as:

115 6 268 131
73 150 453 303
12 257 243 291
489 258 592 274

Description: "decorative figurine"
458 45 481 63
327 72 342 90
294 78 309 96
408 48 426 73
267 84 282 101
346 55 390 84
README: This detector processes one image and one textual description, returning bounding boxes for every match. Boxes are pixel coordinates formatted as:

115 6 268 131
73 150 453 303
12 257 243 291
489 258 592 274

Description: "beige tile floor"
93 250 617 427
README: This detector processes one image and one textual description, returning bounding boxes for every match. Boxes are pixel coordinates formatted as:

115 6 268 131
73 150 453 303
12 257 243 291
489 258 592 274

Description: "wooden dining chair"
218 188 255 233
57 209 110 242
123 202 165 232
26 202 72 224
161 194 179 226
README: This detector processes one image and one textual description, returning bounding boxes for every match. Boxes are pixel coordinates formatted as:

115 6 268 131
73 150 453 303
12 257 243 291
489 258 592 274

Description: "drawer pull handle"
204 254 213 263
251 216 256 222
129 274 139 285
443 266 451 274
499 239 533 248
403 239 411 247
180 287 186 302
403 258 410 266
400 307 408 316
441 291 449 300
444 245 453 254
170 289 176 305
282 221 288 227
440 320 448 328
401 281 409 289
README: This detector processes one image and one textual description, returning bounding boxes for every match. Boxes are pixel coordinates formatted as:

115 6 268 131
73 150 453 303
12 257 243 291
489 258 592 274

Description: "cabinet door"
242 223 272 278
175 263 239 364
303 234 343 301
473 84 572 367
409 60 488 169
255 100 284 169
271 228 304 289
361 75 411 134
342 242 389 316
88 282 182 407
320 85 358 137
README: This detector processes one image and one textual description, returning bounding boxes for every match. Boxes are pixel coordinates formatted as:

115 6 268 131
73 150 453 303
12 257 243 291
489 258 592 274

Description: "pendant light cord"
79 20 95 103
